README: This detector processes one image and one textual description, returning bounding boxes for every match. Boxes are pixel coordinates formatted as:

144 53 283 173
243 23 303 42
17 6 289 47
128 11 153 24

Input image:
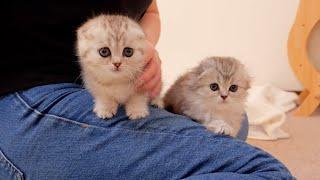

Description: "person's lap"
0 83 293 180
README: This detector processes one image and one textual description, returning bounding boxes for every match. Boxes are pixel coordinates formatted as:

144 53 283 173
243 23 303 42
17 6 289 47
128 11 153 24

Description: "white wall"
157 0 318 92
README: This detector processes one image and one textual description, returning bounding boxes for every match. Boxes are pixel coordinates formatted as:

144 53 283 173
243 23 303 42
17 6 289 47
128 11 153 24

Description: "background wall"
157 0 319 92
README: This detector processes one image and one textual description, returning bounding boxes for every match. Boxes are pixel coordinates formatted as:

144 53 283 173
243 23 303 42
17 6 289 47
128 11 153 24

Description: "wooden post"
287 0 320 116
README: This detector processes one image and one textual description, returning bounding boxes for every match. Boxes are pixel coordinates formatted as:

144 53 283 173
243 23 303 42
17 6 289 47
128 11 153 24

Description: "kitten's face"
77 15 146 81
193 57 250 105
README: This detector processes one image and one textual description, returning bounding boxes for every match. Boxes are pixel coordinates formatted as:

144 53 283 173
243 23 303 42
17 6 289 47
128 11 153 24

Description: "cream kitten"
76 14 157 120
164 57 251 137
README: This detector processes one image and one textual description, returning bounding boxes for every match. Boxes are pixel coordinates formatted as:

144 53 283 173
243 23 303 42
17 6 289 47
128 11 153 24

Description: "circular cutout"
307 20 320 72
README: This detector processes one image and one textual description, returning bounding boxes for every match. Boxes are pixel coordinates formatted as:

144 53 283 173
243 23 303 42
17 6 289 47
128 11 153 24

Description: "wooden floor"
248 108 320 180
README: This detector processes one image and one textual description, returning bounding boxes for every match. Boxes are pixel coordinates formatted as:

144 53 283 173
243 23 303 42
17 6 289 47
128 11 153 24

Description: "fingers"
136 41 162 98
137 54 160 87
142 68 161 91
151 80 162 98
143 40 155 64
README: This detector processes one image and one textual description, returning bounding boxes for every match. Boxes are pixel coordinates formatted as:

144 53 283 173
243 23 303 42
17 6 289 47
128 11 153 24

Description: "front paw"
206 120 234 136
151 96 164 108
93 103 118 119
126 106 149 120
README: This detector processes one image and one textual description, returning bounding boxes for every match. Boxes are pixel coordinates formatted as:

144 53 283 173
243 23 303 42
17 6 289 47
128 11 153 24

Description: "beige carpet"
248 108 320 180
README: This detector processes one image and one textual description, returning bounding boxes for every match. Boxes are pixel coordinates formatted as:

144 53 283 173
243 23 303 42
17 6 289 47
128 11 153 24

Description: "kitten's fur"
164 57 251 137
77 14 158 120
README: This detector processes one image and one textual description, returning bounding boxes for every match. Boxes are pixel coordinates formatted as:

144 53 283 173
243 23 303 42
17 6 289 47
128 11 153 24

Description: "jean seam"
0 149 24 180
14 92 219 140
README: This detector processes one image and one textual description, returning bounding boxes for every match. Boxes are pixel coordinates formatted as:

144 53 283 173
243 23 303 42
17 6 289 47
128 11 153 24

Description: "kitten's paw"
93 103 118 119
126 106 149 120
151 97 164 108
206 120 234 136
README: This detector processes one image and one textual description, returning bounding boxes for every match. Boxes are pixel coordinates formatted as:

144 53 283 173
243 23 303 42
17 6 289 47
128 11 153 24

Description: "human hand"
136 40 162 99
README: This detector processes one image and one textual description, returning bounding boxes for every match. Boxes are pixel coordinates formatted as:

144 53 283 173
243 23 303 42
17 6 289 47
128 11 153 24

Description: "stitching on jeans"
0 149 24 180
14 92 220 140
15 93 96 127
28 89 86 109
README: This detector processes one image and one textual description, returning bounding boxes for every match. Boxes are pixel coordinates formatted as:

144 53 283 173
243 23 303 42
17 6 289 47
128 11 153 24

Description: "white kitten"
164 57 251 137
76 14 157 120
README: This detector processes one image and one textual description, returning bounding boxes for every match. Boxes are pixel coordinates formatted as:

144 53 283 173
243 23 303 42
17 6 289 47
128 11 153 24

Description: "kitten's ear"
193 66 208 80
77 21 95 40
242 65 252 90
179 66 206 90
195 58 217 79
246 76 253 89
242 72 252 90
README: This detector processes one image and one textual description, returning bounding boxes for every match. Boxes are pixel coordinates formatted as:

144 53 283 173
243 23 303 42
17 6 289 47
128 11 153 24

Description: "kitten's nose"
220 95 228 100
113 63 121 68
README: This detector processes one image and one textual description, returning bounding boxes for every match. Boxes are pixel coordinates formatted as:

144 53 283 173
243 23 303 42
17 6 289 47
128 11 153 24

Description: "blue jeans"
0 83 293 180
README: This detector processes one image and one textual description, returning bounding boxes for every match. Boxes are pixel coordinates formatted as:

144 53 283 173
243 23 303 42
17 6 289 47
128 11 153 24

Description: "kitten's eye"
123 47 134 57
99 47 111 57
210 83 219 91
229 85 238 92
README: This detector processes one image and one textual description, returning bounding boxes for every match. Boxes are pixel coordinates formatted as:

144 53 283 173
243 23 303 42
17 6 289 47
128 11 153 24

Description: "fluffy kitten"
76 14 156 120
164 57 251 137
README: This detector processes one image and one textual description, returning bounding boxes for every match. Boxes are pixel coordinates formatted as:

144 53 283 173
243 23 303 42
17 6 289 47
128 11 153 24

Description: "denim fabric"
0 83 294 180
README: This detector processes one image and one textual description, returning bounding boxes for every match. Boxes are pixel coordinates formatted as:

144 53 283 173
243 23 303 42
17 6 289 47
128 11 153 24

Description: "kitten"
76 14 159 120
164 57 251 137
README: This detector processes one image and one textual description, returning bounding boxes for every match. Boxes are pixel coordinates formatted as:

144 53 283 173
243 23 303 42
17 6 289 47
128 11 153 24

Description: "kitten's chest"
106 83 135 103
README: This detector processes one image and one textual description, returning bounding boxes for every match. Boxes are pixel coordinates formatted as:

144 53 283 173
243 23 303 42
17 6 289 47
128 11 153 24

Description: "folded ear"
180 66 208 91
77 21 96 41
243 67 252 90
245 77 252 89
193 65 210 81
76 21 97 58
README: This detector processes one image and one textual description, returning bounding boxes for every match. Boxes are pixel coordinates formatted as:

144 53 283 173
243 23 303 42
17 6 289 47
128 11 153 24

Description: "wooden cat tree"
288 0 320 116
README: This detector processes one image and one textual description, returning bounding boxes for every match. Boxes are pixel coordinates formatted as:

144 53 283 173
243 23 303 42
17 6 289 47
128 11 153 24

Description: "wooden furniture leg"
294 93 320 116
298 89 309 103
287 0 320 116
